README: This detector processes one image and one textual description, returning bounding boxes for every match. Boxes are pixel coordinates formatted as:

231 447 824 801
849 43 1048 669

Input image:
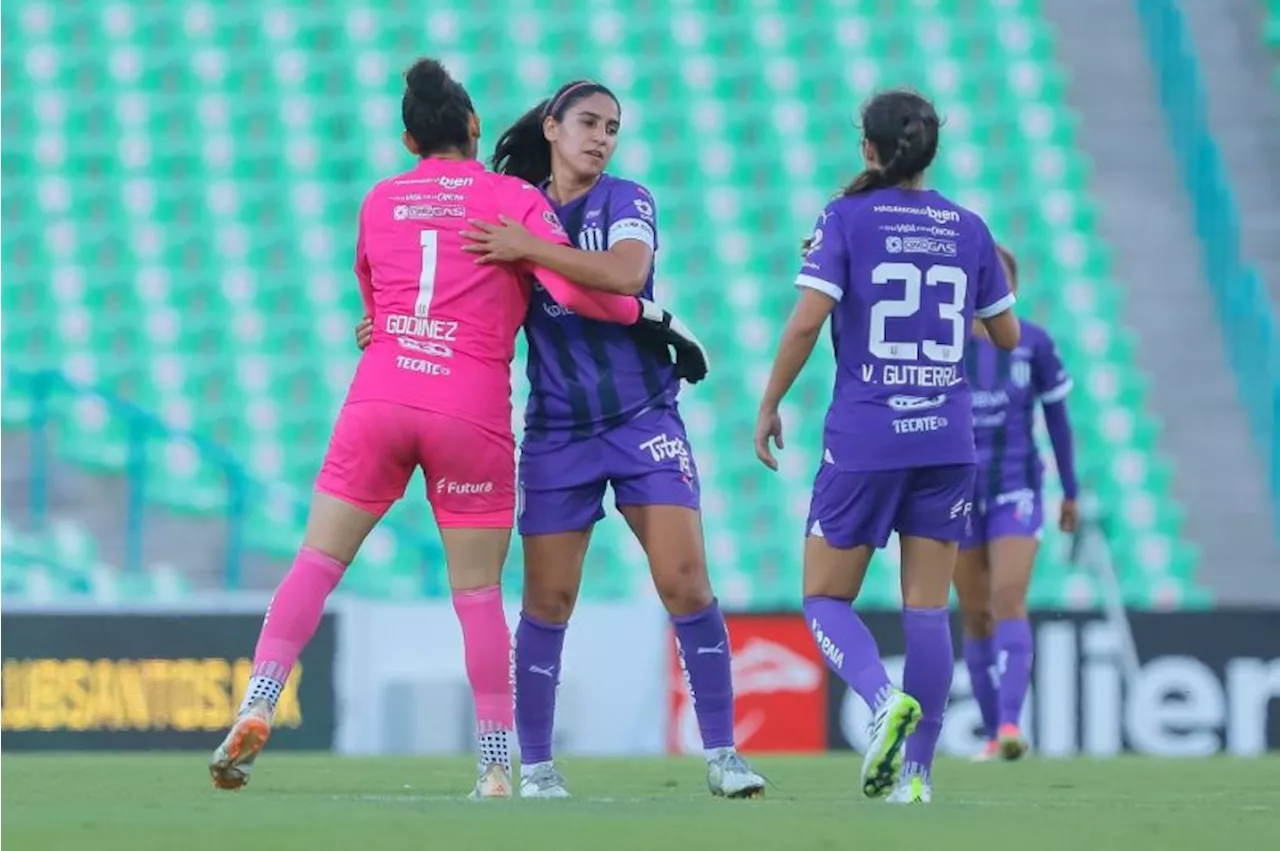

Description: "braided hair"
800 90 940 253
842 89 940 195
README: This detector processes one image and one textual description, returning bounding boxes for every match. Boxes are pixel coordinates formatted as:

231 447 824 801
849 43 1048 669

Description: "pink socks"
453 585 514 770
241 552 514 772
241 546 345 712
452 585 515 733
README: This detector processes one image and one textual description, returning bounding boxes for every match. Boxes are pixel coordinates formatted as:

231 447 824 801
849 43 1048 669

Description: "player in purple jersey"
755 90 1019 804
453 80 764 799
954 245 1078 763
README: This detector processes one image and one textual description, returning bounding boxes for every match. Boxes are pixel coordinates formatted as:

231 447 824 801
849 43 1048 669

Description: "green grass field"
3 755 1277 850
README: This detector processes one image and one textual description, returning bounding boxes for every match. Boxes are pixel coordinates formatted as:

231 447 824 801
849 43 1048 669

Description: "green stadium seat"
0 512 193 600
1 0 1202 606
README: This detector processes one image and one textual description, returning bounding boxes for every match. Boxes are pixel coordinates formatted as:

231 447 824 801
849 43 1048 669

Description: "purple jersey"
523 174 677 443
966 319 1072 496
795 187 1015 471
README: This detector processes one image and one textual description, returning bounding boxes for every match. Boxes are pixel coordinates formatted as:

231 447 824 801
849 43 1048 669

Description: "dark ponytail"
800 90 940 255
804 127 921 253
490 80 619 185
843 119 926 194
840 90 940 196
490 100 554 185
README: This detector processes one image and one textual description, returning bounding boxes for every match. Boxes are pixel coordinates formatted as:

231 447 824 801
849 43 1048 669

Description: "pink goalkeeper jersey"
346 157 641 435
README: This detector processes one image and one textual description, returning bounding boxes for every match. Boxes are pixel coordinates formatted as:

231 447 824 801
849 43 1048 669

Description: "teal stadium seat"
0 0 1207 607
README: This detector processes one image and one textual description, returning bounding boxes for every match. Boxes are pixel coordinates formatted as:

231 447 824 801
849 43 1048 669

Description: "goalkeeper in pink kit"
209 59 708 798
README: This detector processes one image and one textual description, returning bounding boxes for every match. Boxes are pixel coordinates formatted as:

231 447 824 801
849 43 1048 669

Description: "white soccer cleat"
707 750 766 799
469 763 514 799
520 763 571 799
209 699 272 791
886 773 932 805
860 689 922 799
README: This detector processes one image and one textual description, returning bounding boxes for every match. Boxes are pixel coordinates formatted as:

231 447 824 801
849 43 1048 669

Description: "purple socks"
513 612 566 765
672 599 736 750
902 607 954 781
964 635 999 740
518 600 740 761
802 596 892 710
995 618 1033 728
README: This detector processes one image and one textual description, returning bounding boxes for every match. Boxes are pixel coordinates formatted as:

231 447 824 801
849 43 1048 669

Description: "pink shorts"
315 401 515 528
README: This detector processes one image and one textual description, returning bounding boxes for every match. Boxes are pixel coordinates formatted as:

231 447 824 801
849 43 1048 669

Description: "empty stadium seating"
1 511 191 600
1269 0 1280 84
0 0 1208 607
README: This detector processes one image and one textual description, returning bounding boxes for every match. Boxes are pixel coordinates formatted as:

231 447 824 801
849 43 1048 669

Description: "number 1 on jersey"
416 229 438 318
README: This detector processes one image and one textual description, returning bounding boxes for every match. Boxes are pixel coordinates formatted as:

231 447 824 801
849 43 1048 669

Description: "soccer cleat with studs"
998 723 1030 761
469 763 514 799
209 699 272 791
860 689 922 799
886 773 932 805
707 750 766 799
520 763 571 799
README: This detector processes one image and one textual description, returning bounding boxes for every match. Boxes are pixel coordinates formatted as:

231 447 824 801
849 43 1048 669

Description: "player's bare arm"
755 289 836 470
463 215 652 295
981 307 1020 350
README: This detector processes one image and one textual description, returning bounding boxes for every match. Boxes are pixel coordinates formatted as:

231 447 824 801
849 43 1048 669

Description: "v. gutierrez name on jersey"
793 186 1014 472
862 363 964 387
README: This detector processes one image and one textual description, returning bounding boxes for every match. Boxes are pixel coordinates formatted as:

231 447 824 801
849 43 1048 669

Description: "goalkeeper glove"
631 298 710 384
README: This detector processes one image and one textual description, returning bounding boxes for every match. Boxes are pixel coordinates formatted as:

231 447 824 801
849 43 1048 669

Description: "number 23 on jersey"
868 261 967 364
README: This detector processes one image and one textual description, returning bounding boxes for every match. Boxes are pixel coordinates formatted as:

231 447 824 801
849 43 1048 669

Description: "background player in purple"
955 245 1079 763
456 80 765 799
754 90 1019 804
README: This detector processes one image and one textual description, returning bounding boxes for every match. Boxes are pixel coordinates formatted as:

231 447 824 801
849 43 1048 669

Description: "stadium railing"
3 368 444 592
1134 0 1280 533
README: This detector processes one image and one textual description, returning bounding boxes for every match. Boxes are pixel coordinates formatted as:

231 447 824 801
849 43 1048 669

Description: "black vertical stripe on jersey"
553 196 602 439
580 321 623 429
986 348 1011 499
533 310 594 439
636 339 668 405
1023 433 1041 492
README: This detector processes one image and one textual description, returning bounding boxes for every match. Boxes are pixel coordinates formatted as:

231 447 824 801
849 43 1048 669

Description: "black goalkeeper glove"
630 297 711 384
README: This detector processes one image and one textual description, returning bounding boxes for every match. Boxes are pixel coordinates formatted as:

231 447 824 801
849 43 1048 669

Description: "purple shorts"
518 406 700 536
960 488 1044 549
805 463 977 549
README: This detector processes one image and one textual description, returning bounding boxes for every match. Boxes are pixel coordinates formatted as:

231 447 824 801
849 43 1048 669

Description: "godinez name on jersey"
346 158 641 436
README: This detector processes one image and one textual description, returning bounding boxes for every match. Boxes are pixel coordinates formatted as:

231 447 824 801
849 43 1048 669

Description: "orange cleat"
209 700 273 790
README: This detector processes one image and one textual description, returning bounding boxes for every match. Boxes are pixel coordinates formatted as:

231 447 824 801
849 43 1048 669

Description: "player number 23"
869 261 968 363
